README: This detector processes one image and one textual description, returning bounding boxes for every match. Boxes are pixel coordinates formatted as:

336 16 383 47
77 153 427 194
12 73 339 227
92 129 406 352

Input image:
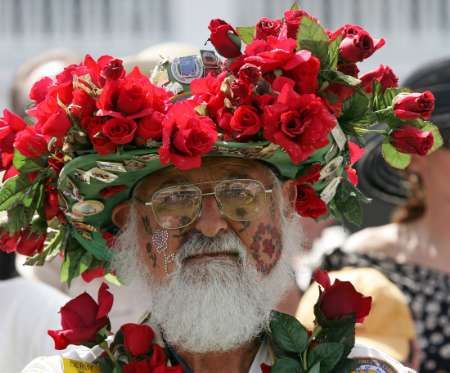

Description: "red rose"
0 231 20 253
136 111 164 141
0 109 27 168
149 344 167 367
48 283 113 350
84 117 117 155
335 24 385 63
313 269 372 323
39 108 72 138
208 19 242 58
283 49 321 94
101 58 125 80
29 77 53 103
97 67 169 119
159 101 218 170
117 85 146 115
16 230 46 256
122 323 154 357
14 127 48 158
295 185 328 219
244 37 297 73
284 9 312 39
229 105 261 140
360 64 398 93
263 80 336 164
255 17 282 40
238 64 261 84
71 89 97 119
393 91 435 120
191 73 226 120
81 267 105 283
390 125 434 156
102 117 137 145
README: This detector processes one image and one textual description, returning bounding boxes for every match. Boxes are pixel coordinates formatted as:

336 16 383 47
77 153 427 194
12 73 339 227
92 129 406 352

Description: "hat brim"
58 140 332 261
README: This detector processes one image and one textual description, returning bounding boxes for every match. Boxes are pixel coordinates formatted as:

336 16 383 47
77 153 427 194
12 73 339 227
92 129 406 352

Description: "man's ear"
111 201 132 228
281 179 297 218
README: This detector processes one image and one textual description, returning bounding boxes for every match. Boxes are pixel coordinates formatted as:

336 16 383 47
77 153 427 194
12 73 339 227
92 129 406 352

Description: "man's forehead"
135 158 273 195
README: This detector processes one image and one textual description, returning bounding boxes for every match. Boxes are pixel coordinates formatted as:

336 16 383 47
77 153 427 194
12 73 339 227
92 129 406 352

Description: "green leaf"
326 36 342 70
308 362 320 373
381 139 412 169
25 229 64 266
236 26 255 44
12 150 44 173
421 121 444 154
333 180 366 226
60 240 87 285
0 174 32 210
271 357 302 373
270 311 309 354
308 343 344 372
290 1 300 10
340 91 370 125
297 15 329 65
320 70 360 87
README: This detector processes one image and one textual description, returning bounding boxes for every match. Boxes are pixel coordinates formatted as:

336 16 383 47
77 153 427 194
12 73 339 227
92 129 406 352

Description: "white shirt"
21 339 415 373
0 278 70 373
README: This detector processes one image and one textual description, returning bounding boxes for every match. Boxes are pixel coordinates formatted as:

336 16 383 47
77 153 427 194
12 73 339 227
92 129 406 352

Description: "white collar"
249 338 273 373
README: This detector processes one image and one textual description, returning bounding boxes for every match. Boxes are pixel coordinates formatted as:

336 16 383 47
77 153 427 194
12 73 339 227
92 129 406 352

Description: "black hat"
358 58 450 204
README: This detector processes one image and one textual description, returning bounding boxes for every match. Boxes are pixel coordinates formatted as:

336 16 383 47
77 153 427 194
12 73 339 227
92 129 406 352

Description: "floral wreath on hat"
0 3 442 288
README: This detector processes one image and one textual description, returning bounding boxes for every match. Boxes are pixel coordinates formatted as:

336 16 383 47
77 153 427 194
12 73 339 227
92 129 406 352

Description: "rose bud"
390 125 434 156
39 108 72 138
29 76 53 103
255 17 282 40
16 230 46 256
313 269 372 323
101 58 125 80
102 117 137 145
48 283 113 350
14 127 48 158
360 64 398 93
284 9 312 39
208 19 242 58
81 267 105 283
393 91 435 120
338 24 385 63
121 323 154 357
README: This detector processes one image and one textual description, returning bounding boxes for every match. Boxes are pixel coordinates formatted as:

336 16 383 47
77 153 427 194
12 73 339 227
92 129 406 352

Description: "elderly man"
21 156 411 373
1 6 435 373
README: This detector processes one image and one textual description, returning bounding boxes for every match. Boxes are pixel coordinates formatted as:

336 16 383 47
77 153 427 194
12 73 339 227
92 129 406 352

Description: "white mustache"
176 230 246 262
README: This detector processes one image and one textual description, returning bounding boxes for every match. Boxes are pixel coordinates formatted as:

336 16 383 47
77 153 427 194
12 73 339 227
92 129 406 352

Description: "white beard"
148 231 292 353
112 201 303 353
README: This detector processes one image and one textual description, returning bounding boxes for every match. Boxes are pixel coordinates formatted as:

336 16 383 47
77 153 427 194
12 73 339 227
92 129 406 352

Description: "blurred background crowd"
0 0 450 372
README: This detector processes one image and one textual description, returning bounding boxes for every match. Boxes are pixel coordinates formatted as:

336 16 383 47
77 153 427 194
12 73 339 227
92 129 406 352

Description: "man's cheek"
248 222 282 273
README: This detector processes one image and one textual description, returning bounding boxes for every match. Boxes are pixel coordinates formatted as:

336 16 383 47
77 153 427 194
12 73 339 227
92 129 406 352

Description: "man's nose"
194 195 228 237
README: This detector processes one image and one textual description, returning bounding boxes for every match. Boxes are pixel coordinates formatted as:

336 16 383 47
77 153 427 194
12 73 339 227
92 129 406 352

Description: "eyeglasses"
136 179 273 230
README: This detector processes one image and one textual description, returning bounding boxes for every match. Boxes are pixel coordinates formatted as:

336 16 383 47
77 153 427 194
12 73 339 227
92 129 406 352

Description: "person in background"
9 50 79 117
321 59 450 373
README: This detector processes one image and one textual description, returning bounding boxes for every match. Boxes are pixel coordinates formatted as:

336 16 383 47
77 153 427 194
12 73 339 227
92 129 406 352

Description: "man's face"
131 157 290 282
